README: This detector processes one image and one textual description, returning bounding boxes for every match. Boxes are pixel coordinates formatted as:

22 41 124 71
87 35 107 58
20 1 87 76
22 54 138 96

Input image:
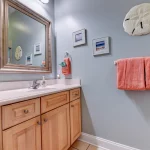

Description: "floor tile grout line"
86 144 91 150
71 146 80 150
71 144 90 150
71 140 92 150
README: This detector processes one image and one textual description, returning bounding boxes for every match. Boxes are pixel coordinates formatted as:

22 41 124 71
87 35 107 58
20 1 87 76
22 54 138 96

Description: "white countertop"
0 84 81 106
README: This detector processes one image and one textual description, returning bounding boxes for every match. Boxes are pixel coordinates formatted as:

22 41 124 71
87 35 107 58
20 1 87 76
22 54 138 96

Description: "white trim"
78 133 141 150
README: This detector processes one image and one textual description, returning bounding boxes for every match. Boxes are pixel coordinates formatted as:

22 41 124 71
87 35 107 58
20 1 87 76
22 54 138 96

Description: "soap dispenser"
41 76 46 87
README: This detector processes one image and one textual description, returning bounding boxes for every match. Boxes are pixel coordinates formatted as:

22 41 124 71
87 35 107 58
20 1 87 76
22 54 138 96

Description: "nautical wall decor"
123 3 150 36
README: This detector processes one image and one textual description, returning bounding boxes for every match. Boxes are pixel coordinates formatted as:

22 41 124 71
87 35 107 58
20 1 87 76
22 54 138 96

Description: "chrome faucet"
31 80 40 89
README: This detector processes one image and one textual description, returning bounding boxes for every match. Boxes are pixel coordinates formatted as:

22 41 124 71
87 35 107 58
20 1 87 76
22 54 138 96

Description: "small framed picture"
34 43 42 55
92 37 110 56
26 54 32 65
72 29 86 47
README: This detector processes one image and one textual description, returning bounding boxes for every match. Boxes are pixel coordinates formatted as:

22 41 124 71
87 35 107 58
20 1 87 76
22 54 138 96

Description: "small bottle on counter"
41 76 46 87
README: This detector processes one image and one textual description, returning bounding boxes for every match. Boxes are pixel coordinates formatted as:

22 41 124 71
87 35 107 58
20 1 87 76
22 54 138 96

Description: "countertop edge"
0 85 81 106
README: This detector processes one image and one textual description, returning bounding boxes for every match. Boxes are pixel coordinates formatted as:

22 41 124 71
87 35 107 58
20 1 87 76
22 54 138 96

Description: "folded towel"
117 59 127 89
117 57 145 90
62 58 71 75
145 57 150 89
125 58 145 90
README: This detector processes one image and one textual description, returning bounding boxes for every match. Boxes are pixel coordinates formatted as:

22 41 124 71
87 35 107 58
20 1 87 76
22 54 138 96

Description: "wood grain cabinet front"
0 88 81 150
70 99 81 144
70 88 81 101
3 116 41 150
2 98 40 130
42 104 70 150
41 91 69 113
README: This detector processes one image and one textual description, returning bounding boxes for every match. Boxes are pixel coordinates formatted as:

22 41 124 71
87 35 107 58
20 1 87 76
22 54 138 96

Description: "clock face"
15 46 22 60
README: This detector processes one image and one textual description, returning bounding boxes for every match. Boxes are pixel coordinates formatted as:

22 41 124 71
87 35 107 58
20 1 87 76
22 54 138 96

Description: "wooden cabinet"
70 99 81 144
0 107 2 150
0 88 81 150
41 91 69 113
2 98 40 130
42 104 70 150
70 88 80 101
3 116 41 150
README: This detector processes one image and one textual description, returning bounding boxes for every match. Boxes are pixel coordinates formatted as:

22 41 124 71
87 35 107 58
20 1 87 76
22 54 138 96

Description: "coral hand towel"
125 58 145 90
117 59 127 89
62 58 71 75
117 58 145 90
145 57 150 89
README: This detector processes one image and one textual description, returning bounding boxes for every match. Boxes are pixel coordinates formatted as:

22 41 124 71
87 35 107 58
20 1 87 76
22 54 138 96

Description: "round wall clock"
15 46 22 60
123 3 150 36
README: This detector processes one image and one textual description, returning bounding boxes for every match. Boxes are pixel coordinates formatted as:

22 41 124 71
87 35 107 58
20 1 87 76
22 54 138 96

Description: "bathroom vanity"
0 0 81 149
0 86 81 150
0 0 82 149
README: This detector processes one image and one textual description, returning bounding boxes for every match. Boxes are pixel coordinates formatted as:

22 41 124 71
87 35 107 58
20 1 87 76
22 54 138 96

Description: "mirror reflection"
8 6 46 67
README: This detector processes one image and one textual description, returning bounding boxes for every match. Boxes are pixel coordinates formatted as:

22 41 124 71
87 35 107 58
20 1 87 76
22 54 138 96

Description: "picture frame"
72 29 86 47
34 43 42 55
92 37 110 56
26 54 32 65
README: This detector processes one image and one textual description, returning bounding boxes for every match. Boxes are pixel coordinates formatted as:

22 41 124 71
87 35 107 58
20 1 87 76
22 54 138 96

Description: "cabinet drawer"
41 91 69 113
2 98 40 130
70 88 80 101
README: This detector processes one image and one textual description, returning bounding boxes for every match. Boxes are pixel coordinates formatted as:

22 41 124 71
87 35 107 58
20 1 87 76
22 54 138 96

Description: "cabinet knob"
24 109 29 114
71 105 74 107
37 121 41 125
43 119 48 122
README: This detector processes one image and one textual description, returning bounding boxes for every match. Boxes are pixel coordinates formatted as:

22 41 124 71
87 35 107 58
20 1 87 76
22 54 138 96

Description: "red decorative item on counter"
62 58 71 75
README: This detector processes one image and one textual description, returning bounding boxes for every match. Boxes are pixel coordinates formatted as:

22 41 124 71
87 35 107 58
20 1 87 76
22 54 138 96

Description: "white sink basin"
27 87 56 92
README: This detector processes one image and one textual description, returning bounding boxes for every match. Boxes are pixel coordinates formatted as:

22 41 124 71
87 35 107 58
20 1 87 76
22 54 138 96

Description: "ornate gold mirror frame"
0 0 52 73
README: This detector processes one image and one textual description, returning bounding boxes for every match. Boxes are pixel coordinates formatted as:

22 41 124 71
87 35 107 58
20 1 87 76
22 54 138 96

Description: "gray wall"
0 0 56 81
9 9 45 66
55 0 150 150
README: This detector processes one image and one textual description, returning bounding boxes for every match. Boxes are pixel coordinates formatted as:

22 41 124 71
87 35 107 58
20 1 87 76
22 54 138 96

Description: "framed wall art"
72 29 86 47
26 54 32 65
92 37 110 56
34 43 42 55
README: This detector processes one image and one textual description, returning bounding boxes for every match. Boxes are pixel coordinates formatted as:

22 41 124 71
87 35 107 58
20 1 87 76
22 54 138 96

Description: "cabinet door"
3 116 41 150
70 99 81 144
42 104 70 150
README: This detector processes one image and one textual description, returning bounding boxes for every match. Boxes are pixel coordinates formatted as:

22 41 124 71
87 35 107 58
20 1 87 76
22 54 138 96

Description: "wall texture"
55 0 150 150
0 0 55 81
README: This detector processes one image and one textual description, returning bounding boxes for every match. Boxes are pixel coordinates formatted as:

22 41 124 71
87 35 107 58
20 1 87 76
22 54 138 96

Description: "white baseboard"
78 133 141 150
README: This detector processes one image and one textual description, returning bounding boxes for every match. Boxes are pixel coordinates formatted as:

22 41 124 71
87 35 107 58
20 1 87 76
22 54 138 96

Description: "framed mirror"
0 0 52 73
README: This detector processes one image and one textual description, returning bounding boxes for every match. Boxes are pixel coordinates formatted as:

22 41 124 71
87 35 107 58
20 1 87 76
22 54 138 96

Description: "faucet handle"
33 80 38 84
30 79 40 89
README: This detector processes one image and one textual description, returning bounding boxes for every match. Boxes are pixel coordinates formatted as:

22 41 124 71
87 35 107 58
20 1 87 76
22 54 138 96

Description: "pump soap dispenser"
41 76 46 87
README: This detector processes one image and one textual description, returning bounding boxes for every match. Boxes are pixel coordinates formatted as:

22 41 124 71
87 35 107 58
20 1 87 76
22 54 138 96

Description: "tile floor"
69 140 102 150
